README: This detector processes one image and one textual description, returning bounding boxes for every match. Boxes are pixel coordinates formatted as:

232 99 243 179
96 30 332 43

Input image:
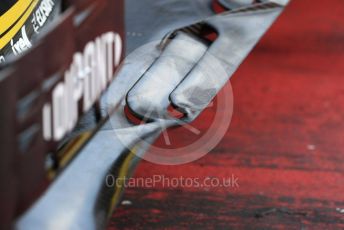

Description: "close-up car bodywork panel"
0 0 293 229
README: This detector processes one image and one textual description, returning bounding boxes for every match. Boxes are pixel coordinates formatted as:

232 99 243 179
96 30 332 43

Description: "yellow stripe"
47 132 93 180
0 0 39 49
108 148 137 217
0 0 34 35
59 132 93 168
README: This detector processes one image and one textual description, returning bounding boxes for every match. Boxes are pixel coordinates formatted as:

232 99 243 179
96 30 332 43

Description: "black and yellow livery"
0 0 60 63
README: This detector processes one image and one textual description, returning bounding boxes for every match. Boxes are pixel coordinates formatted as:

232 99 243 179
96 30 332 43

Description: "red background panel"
108 0 344 228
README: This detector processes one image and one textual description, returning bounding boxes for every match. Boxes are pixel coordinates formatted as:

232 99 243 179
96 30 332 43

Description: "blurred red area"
109 0 344 228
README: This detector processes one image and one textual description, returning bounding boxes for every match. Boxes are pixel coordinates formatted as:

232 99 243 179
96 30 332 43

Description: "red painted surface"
108 0 344 228
212 0 226 13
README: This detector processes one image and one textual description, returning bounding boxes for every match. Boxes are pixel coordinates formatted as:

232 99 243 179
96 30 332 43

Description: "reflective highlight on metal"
170 2 284 120
16 0 289 229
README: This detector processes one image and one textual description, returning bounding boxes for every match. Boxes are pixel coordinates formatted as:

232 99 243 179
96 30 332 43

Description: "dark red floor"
108 0 344 229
